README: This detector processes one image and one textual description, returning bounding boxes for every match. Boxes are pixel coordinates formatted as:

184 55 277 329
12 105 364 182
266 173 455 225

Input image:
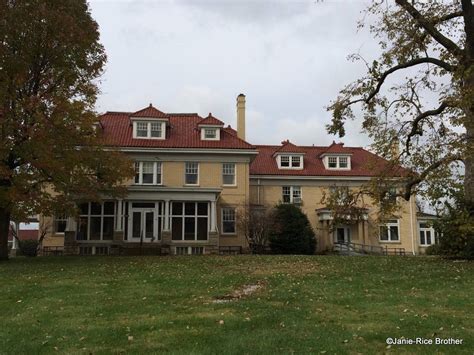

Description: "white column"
11 222 18 250
116 199 123 231
164 200 170 231
210 200 217 232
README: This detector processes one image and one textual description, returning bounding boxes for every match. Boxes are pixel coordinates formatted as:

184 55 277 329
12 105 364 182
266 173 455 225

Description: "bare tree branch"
403 154 463 200
395 0 464 58
405 101 450 153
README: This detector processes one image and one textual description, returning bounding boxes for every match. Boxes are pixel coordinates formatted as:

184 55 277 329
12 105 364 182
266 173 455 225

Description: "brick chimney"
236 94 246 140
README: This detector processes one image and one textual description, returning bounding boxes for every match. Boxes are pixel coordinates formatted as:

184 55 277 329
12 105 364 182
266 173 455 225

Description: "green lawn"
0 255 472 354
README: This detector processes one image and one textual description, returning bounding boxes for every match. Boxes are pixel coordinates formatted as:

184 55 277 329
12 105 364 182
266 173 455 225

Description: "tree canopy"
0 0 133 259
328 0 474 215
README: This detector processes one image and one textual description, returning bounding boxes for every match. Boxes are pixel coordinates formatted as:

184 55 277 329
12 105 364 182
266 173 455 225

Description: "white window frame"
419 222 436 246
379 219 400 242
222 163 236 186
184 162 199 185
221 207 237 235
134 162 162 185
132 121 166 139
282 186 302 204
277 155 304 170
324 155 352 170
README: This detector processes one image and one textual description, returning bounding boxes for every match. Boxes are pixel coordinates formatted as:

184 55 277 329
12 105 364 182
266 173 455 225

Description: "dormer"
198 113 224 141
320 141 352 170
130 104 169 140
274 140 305 170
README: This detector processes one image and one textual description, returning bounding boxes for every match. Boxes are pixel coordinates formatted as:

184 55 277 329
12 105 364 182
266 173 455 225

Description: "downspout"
409 196 416 256
257 178 261 205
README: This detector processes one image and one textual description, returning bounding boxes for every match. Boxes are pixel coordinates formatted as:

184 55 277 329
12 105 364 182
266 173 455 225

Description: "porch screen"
171 202 208 241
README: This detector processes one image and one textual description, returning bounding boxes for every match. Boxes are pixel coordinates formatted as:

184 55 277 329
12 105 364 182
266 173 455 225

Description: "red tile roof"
130 104 169 119
100 110 254 149
320 141 350 155
198 114 224 126
274 140 306 154
250 144 408 177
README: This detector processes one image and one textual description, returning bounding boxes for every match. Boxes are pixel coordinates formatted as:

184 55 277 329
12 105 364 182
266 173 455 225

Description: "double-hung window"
278 155 302 169
136 122 148 137
133 121 165 139
222 163 236 186
204 129 217 139
222 208 236 234
379 220 400 242
326 156 351 169
282 186 302 204
185 162 199 185
134 162 162 185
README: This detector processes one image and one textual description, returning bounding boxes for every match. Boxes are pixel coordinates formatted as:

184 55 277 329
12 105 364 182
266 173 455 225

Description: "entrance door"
130 209 155 242
335 226 351 244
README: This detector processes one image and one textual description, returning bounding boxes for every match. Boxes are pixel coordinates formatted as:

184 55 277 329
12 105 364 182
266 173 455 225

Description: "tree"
269 204 316 255
236 204 272 253
0 1 134 260
328 1 474 216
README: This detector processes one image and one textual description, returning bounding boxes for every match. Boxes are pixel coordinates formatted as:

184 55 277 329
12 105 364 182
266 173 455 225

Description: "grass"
0 255 473 354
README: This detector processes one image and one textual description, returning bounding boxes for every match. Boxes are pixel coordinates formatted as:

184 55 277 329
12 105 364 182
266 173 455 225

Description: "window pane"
172 217 182 240
172 202 183 215
145 212 154 239
223 174 235 185
420 231 426 245
291 156 300 167
184 217 195 240
132 212 141 239
197 218 208 240
204 129 216 138
79 203 89 215
185 202 195 215
136 122 148 137
186 173 198 184
104 201 115 215
197 203 208 215
90 217 101 240
328 157 337 168
389 226 399 241
77 217 88 240
150 122 162 137
280 156 290 167
91 202 101 215
426 231 432 245
380 226 389 241
339 157 348 168
142 162 154 184
134 162 140 184
103 217 114 240
282 186 291 203
156 163 162 184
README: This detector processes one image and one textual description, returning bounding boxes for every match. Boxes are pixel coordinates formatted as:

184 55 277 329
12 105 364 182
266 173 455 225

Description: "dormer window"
323 155 351 170
200 126 220 140
277 155 303 169
132 121 166 139
204 128 217 139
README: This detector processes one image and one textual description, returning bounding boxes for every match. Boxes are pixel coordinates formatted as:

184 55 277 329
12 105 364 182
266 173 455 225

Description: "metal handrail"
334 242 406 256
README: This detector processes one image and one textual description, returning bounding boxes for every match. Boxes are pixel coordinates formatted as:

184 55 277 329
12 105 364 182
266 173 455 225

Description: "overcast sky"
89 0 377 147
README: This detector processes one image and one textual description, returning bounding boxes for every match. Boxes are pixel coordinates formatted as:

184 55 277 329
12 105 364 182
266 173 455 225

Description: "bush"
19 240 39 257
425 244 441 256
434 198 474 260
269 204 316 254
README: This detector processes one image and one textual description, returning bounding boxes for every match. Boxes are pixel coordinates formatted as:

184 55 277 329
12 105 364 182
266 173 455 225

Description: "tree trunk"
0 207 11 260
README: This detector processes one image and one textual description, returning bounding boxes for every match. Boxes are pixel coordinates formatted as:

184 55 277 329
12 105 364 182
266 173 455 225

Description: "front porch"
63 188 225 255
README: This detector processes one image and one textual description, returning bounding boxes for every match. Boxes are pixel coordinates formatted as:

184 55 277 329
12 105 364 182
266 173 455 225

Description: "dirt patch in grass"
213 281 266 303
